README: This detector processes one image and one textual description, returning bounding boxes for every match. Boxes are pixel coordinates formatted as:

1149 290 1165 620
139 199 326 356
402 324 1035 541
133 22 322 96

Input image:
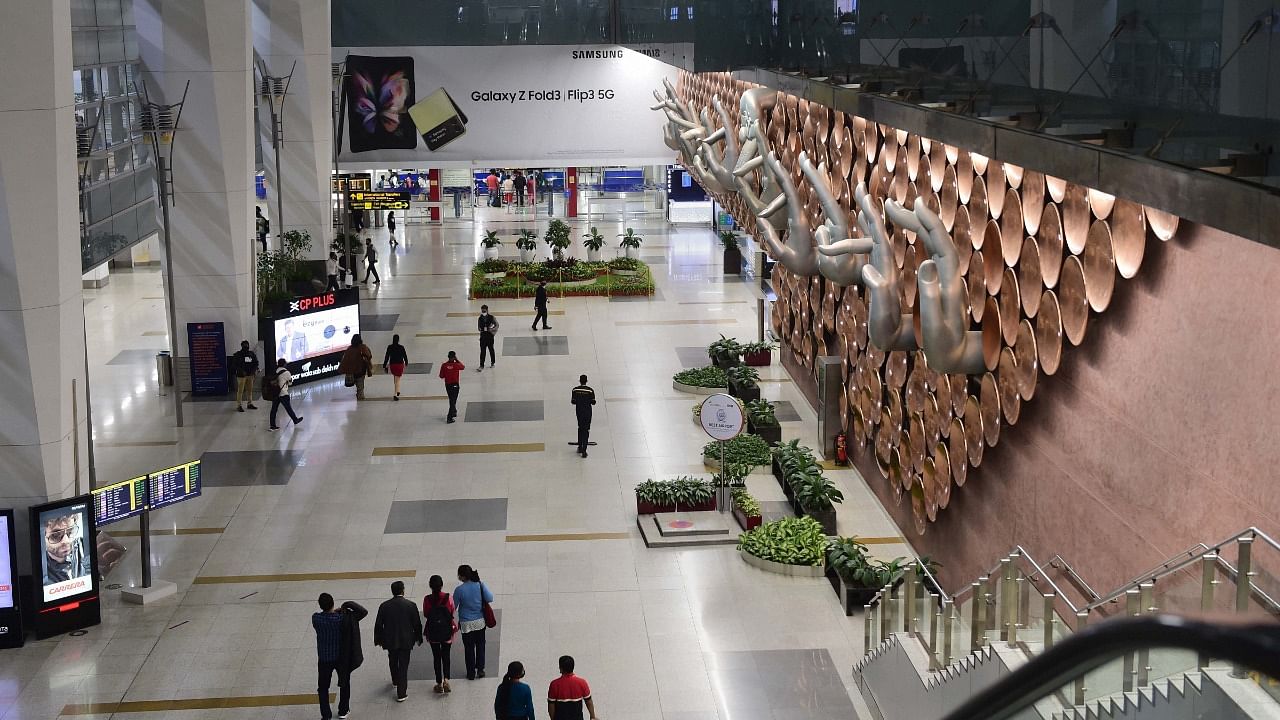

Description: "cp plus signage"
347 191 411 210
334 44 677 166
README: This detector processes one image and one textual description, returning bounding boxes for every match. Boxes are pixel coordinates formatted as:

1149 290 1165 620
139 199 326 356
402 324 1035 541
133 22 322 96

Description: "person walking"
571 375 596 457
453 564 494 680
502 174 515 212
373 581 422 703
547 656 599 720
313 593 368 720
495 661 535 720
387 211 397 246
439 351 465 423
478 305 499 371
326 252 341 292
338 335 374 400
363 238 381 284
232 340 259 412
486 170 500 207
423 574 457 695
531 280 552 330
255 207 269 252
382 334 408 400
513 171 527 207
268 358 303 431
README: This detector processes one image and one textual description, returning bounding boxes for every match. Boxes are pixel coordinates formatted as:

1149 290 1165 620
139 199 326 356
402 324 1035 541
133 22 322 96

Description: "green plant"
514 230 538 251
617 227 643 249
731 488 761 518
582 226 606 251
280 229 314 281
703 433 772 466
827 537 907 588
726 365 760 388
738 517 827 566
608 257 643 271
525 260 594 282
481 230 504 249
745 399 777 427
773 439 818 474
544 219 572 259
673 366 727 388
719 231 740 251
331 231 362 256
790 466 844 511
692 401 702 420
707 335 744 363
712 462 752 488
740 340 776 356
635 477 714 506
476 258 511 274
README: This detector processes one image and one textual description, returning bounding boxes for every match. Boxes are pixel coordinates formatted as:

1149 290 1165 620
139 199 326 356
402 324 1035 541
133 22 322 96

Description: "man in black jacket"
374 581 422 702
314 593 368 720
478 305 499 371
571 375 597 457
232 340 259 412
532 281 551 330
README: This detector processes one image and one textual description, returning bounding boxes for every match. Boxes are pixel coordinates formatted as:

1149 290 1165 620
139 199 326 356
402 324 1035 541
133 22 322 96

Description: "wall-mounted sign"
347 190 412 210
699 393 745 441
92 476 148 527
187 321 228 397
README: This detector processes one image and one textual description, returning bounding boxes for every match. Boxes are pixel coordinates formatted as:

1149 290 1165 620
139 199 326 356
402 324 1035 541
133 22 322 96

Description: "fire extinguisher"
835 432 849 465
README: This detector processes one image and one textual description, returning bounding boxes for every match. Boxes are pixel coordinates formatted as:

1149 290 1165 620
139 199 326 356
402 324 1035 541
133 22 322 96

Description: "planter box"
739 549 825 578
673 379 725 395
732 506 762 531
636 497 716 515
801 505 838 536
613 268 638 277
728 378 760 402
748 419 781 446
711 352 740 369
743 350 772 366
555 278 595 287
702 457 770 475
723 246 742 275
483 271 506 280
825 565 882 615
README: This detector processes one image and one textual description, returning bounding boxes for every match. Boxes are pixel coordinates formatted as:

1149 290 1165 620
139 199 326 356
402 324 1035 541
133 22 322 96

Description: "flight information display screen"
92 476 148 527
148 460 202 511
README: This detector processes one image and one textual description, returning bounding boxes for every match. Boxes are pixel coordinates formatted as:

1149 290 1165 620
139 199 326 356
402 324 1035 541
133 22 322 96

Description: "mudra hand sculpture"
692 95 740 195
799 152 871 286
888 201 990 374
651 79 709 185
856 184 917 351
733 120 818 276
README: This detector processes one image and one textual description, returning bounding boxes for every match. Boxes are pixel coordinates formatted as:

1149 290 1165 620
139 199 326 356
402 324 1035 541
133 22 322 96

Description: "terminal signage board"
347 190 411 210
92 476 148 527
148 460 202 511
0 510 22 647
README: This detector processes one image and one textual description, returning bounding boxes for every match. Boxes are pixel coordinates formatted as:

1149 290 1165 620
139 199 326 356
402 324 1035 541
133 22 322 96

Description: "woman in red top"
423 574 458 694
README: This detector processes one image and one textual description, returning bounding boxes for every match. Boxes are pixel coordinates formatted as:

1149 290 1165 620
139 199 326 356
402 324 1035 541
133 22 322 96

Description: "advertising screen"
0 513 13 610
148 460 202 511
92 476 148 526
30 497 96 607
267 289 360 384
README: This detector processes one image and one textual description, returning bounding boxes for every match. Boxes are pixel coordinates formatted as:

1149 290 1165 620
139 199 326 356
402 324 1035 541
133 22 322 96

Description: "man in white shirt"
268 358 304 431
327 252 340 291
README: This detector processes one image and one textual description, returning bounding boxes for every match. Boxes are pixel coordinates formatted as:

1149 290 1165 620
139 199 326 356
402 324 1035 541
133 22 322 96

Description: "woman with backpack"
493 661 534 720
338 335 374 400
266 358 303 430
422 575 456 694
453 564 494 680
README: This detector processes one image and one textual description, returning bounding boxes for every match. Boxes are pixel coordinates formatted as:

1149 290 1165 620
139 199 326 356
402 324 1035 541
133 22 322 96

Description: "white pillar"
136 0 256 382
0 0 90 549
253 0 333 260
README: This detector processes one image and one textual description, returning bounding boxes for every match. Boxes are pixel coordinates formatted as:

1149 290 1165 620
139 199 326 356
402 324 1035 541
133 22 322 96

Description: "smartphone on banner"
408 87 468 151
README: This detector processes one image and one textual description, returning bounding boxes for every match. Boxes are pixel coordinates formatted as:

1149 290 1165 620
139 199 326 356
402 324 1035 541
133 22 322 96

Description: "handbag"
344 374 356 387
481 582 497 628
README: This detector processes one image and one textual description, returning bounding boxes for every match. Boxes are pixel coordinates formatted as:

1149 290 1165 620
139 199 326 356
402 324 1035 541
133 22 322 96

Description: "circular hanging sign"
699 393 746 441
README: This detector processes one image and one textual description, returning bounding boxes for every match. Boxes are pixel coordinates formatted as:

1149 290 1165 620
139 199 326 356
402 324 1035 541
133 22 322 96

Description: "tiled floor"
359 313 401 331
1 215 923 720
463 400 545 423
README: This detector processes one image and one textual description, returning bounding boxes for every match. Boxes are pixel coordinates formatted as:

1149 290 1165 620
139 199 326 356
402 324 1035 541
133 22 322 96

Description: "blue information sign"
187 322 228 396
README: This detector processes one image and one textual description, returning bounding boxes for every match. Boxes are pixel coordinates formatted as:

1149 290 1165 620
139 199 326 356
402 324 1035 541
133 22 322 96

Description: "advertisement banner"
32 499 95 605
266 289 361 384
186 322 228 397
334 45 678 166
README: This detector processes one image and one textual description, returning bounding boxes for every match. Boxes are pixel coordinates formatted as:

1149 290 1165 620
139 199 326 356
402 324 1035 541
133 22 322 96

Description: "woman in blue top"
454 564 494 679
494 661 534 720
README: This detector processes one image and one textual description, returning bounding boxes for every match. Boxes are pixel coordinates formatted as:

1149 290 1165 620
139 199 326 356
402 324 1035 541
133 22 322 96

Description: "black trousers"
445 383 460 419
461 628 486 676
430 641 451 684
365 261 380 283
317 660 351 719
270 395 300 427
326 274 339 291
387 648 412 699
532 306 548 329
480 336 495 366
577 413 592 453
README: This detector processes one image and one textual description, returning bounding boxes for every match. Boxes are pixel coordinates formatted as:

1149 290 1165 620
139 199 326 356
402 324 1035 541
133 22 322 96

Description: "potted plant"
789 464 843 535
772 439 816 490
481 230 503 259
826 537 908 614
702 433 771 470
544 219 572 261
726 365 761 402
741 340 776 367
673 365 727 392
634 476 716 515
707 335 743 369
712 462 750 489
731 488 763 531
738 517 827 575
745 399 781 445
515 230 538 263
720 231 742 275
279 229 319 295
618 227 643 259
582 226 606 262
608 257 642 277
477 258 510 280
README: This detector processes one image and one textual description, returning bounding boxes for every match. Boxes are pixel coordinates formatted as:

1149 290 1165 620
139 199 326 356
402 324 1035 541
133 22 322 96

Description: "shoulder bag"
481 582 497 628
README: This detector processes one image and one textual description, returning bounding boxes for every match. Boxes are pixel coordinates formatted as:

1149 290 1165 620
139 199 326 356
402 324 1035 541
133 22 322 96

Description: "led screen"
0 514 12 610
33 499 95 605
92 476 147 526
273 302 360 364
148 460 202 511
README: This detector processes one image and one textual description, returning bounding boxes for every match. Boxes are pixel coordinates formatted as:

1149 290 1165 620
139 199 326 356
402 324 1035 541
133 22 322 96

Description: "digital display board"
92 476 148 526
148 460 201 511
265 289 360 384
187 321 228 396
0 513 13 610
30 496 97 607
346 190 411 210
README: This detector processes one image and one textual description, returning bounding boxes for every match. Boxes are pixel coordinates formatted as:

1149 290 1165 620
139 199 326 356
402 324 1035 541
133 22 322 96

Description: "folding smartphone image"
345 55 417 153
407 87 468 151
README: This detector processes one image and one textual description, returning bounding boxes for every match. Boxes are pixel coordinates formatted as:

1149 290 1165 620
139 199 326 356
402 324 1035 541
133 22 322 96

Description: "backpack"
425 595 453 643
261 370 282 401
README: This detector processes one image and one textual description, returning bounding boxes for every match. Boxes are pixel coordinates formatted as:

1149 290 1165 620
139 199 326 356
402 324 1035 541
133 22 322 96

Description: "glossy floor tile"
502 335 569 356
384 498 509 533
359 312 401 331
196 449 302 486
464 400 545 423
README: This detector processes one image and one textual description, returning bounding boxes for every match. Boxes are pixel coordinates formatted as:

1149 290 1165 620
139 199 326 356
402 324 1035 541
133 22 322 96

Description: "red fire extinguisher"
835 432 849 465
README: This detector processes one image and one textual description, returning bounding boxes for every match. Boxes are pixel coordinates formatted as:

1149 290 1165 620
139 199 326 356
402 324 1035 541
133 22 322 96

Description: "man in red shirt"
438 351 466 423
547 655 598 720
485 171 500 207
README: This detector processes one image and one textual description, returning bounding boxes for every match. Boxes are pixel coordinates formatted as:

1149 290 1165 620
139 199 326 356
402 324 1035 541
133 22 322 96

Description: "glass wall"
73 0 158 272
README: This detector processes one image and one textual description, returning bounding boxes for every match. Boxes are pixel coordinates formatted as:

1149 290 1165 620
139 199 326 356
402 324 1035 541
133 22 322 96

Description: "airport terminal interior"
0 1 1278 719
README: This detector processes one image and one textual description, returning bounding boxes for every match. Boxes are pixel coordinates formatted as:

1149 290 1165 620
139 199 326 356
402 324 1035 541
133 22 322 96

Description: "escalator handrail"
941 614 1280 720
